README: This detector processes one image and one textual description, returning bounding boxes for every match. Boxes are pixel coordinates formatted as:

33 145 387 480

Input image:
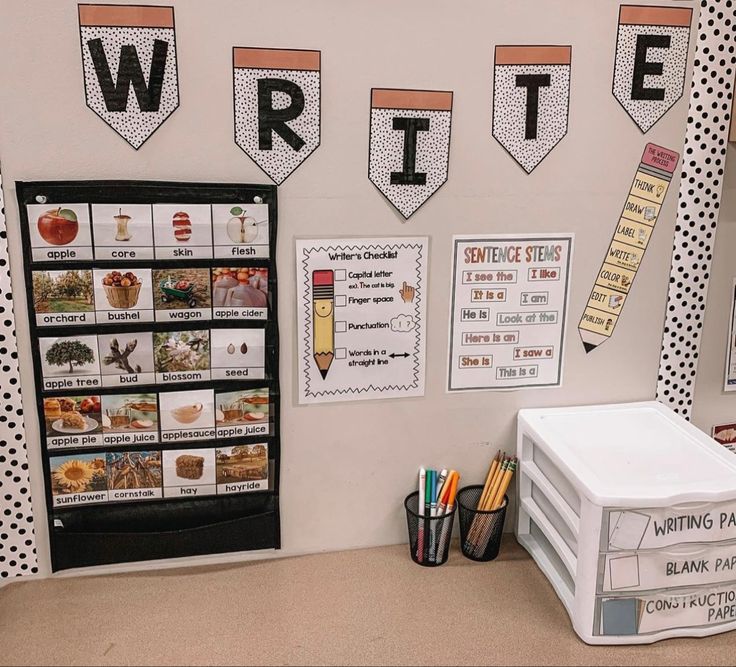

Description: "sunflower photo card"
50 453 108 506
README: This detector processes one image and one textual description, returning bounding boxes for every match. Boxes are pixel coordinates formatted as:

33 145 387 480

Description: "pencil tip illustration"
319 368 329 380
583 341 596 354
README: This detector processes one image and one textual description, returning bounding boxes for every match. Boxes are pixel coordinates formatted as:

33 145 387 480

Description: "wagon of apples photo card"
26 203 93 262
212 203 269 259
91 204 154 260
152 267 212 322
153 204 213 259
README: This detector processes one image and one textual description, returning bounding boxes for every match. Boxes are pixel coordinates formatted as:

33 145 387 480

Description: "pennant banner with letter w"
78 4 180 149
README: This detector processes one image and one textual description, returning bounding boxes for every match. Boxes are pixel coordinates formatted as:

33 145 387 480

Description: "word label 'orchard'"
233 47 321 185
613 5 693 133
369 89 453 220
492 46 572 174
78 4 179 149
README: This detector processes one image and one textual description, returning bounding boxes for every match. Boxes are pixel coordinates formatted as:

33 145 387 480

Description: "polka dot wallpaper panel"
80 25 180 149
0 171 37 580
234 66 321 185
656 0 735 419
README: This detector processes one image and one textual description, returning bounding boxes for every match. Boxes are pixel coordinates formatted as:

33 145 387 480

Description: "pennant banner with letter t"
369 88 453 220
78 4 180 149
492 45 572 174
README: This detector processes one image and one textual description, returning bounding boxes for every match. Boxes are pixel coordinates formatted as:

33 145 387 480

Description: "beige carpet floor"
0 536 733 666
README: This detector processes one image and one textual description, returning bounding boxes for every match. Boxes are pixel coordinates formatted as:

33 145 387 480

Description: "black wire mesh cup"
404 491 457 567
457 485 508 562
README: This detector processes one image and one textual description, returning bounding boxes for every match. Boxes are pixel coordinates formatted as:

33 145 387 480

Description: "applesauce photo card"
162 447 217 498
153 204 213 259
152 267 212 322
91 204 154 260
158 388 216 443
212 204 270 260
211 267 268 320
32 269 96 327
26 203 93 262
209 328 265 380
43 394 104 450
153 329 211 383
215 387 270 439
101 392 159 447
97 331 156 387
39 334 101 391
93 268 154 324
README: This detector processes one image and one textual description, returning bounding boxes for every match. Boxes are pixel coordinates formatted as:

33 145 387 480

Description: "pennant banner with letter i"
233 47 321 185
369 89 453 220
578 143 679 353
612 5 693 133
492 46 571 174
78 4 180 149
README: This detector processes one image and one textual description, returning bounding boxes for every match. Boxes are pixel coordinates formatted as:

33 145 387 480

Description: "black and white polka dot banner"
0 171 37 581
233 47 321 185
656 0 735 418
368 88 453 220
78 4 180 150
492 46 572 174
613 5 693 133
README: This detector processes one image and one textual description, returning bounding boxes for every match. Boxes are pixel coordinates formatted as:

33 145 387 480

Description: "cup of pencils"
404 469 459 567
458 453 517 562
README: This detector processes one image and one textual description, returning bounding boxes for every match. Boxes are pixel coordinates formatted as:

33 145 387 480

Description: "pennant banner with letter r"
78 4 180 149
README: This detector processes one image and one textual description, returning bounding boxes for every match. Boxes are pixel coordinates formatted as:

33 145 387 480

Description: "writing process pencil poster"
296 237 428 404
578 143 679 353
447 234 573 392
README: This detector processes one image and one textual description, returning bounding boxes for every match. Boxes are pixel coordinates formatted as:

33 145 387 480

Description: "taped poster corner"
368 89 453 220
578 143 679 353
233 47 321 185
492 45 572 174
78 3 180 149
613 4 693 133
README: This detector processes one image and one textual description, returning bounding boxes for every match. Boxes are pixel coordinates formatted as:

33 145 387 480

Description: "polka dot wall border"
0 170 37 580
656 0 736 419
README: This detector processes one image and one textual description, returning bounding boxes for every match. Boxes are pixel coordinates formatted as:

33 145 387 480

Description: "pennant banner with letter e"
492 46 572 174
613 5 693 133
369 89 453 220
578 143 679 353
234 47 321 184
78 4 179 149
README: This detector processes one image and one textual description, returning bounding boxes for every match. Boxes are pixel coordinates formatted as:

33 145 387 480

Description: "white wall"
0 0 696 574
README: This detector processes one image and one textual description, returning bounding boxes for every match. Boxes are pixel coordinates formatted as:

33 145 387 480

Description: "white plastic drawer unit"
515 401 736 645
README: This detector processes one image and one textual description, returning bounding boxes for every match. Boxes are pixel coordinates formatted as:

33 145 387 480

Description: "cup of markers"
404 469 459 567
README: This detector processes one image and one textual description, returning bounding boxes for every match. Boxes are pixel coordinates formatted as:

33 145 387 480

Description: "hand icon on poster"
399 281 416 303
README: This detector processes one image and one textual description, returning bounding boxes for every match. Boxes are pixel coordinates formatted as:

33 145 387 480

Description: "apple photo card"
26 203 93 262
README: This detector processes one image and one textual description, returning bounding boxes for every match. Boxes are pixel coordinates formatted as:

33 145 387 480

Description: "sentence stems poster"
447 234 573 391
296 237 428 404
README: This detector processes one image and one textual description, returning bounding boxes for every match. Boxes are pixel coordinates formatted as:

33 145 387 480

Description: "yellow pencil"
477 450 501 510
491 457 517 510
312 270 335 379
484 458 508 511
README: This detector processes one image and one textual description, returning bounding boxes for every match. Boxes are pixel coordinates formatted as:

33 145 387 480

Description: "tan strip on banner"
233 48 320 71
78 4 174 28
371 89 453 111
494 45 572 65
619 5 693 27
579 143 679 353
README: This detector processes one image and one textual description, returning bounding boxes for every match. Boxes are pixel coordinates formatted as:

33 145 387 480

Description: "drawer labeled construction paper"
597 582 736 637
600 541 736 593
605 502 736 551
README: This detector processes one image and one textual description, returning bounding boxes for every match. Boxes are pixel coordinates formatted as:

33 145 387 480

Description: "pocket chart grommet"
78 4 180 149
233 47 321 185
492 46 572 174
612 5 693 133
368 88 453 220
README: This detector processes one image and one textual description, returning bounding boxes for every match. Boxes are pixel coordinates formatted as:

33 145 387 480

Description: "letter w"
86 38 168 112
